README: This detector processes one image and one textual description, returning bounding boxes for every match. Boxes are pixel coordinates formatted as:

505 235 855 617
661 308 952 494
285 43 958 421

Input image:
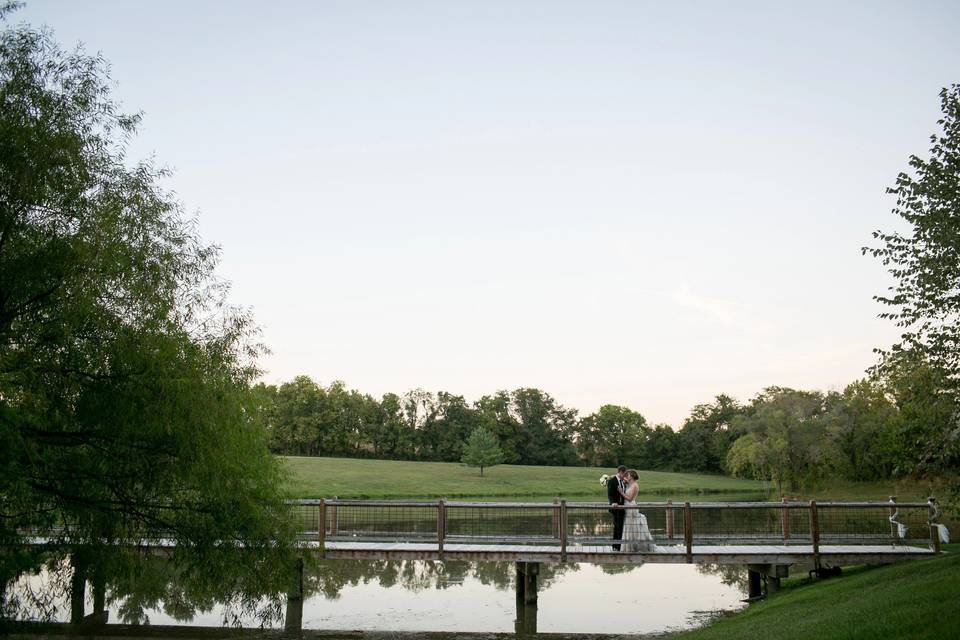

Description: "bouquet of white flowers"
599 474 609 486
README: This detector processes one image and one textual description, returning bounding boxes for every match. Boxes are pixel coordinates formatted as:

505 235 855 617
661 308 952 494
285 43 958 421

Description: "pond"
5 557 748 636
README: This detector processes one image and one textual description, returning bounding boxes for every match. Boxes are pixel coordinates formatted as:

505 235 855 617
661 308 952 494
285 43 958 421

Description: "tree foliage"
575 405 649 467
674 395 744 473
727 388 834 495
460 426 504 476
867 85 960 380
0 5 294 569
865 84 960 485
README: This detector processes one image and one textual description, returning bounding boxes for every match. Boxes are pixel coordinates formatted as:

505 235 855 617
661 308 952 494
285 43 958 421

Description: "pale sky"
16 1 960 426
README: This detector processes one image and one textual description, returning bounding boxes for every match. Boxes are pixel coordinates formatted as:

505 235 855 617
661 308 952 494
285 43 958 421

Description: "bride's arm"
625 484 639 501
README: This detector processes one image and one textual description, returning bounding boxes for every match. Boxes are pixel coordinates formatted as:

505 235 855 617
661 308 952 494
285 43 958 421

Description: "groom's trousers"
611 509 625 550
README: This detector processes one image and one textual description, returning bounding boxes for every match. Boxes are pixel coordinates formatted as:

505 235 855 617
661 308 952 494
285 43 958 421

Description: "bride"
619 469 657 552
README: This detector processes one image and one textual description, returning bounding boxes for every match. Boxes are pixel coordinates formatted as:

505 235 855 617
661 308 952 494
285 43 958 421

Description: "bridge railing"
288 498 942 552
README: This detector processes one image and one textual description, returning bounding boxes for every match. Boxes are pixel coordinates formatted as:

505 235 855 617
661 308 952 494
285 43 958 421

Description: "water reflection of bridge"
294 497 942 606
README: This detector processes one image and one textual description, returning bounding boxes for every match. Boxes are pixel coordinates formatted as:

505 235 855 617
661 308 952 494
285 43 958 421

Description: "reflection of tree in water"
696 564 748 594
598 563 642 575
3 548 295 627
305 560 579 599
5 553 583 626
1 553 70 623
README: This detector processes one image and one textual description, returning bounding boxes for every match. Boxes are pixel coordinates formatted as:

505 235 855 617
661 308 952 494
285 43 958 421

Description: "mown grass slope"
678 545 959 640
281 456 768 499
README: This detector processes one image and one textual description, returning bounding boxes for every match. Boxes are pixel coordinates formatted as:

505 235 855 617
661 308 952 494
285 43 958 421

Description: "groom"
607 465 627 550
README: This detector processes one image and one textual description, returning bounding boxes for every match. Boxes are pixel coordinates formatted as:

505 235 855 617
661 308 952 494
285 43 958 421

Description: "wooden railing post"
560 499 568 562
552 497 560 539
330 496 338 538
809 500 820 565
437 499 446 557
666 500 674 540
683 502 693 563
928 497 942 554
318 499 326 555
781 498 791 541
888 496 899 541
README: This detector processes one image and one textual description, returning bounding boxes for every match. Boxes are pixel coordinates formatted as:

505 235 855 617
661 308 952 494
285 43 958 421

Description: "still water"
290 561 746 634
13 559 747 635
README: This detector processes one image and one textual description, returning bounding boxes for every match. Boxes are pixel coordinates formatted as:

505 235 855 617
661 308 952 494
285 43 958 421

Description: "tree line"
252 349 958 492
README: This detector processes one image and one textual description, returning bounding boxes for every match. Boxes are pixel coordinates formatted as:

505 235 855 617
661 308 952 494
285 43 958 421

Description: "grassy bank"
677 544 959 640
280 456 954 508
280 456 768 499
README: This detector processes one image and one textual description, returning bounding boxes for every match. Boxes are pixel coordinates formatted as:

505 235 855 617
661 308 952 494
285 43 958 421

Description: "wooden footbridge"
292 496 944 601
294 497 943 563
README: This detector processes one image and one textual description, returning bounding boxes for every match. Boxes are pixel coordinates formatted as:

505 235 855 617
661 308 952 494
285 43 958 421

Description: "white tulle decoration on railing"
935 524 950 544
888 511 908 539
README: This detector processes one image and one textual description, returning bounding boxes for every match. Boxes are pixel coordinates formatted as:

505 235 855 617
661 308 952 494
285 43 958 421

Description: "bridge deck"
314 540 935 565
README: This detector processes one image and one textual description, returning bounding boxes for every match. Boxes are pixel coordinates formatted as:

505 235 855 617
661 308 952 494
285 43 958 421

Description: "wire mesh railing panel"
289 502 323 537
817 504 930 545
689 504 812 544
327 501 439 541
623 504 675 542
564 504 683 546
445 504 556 543
565 504 612 545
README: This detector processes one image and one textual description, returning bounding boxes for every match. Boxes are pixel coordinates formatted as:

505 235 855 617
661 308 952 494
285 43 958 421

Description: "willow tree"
0 0 296 586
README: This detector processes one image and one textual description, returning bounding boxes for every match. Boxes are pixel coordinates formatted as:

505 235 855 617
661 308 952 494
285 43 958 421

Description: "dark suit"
607 475 625 550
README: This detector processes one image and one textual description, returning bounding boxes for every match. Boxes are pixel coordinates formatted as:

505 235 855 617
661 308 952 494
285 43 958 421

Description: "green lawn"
280 456 956 512
677 545 960 640
280 456 769 499
785 477 953 503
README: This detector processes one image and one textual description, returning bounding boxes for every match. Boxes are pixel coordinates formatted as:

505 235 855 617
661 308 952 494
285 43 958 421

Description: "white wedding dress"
622 498 657 552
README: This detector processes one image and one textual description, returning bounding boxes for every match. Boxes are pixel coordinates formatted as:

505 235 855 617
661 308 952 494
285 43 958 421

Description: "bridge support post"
515 595 538 637
748 564 789 598
284 557 304 633
747 569 762 599
767 575 781 593
515 562 539 636
515 561 539 605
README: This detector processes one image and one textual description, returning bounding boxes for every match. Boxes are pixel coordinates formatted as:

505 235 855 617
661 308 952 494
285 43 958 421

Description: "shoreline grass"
675 544 959 639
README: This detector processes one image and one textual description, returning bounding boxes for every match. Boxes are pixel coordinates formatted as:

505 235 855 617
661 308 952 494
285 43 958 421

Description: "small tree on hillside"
461 427 504 476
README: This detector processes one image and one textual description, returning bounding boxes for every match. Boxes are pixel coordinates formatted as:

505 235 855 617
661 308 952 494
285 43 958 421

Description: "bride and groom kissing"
606 465 657 552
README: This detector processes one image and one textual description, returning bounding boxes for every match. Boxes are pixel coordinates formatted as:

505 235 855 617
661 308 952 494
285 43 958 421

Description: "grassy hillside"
678 545 959 640
280 456 768 499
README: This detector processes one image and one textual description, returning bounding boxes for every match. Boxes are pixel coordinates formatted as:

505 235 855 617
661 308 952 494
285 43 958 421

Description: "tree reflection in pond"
3 551 583 626
3 552 746 634
697 564 748 593
3 548 298 627
308 559 578 599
